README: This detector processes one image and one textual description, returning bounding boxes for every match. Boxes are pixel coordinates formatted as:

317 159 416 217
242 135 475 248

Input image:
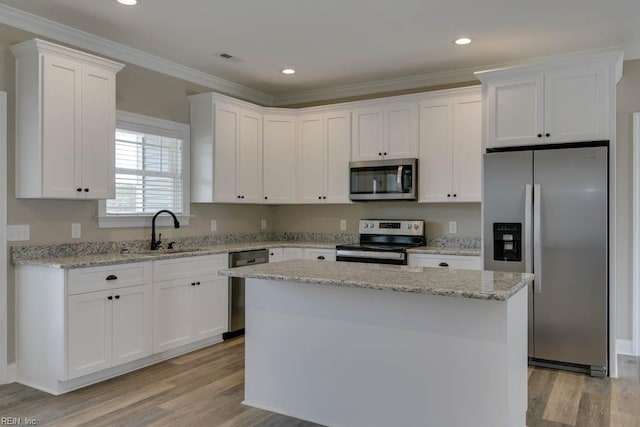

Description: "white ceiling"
0 0 639 104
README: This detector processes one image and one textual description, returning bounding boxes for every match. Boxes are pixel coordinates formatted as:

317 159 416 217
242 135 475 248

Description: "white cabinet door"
352 105 384 161
298 114 326 203
80 64 116 199
153 280 193 353
419 97 452 202
384 101 419 159
303 248 336 261
111 284 152 367
41 54 81 199
451 94 482 202
268 248 284 262
486 75 544 149
237 109 263 202
325 111 351 204
544 64 608 143
193 277 228 341
67 290 112 379
263 115 297 203
214 102 239 203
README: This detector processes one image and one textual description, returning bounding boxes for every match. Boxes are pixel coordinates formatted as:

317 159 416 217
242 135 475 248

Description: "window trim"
98 111 191 229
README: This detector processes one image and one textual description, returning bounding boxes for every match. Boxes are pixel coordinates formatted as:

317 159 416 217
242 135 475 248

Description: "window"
98 111 190 228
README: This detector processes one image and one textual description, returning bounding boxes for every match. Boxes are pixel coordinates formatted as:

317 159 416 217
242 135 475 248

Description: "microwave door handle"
397 166 403 192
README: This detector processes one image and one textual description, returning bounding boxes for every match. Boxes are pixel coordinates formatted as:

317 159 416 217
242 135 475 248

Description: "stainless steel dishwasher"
223 249 269 340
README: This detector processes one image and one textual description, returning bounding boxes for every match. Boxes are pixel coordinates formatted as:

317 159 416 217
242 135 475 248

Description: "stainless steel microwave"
349 158 417 201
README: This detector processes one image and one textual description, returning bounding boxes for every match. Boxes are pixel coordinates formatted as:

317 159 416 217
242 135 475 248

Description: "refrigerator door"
483 150 533 274
532 146 608 368
483 150 534 357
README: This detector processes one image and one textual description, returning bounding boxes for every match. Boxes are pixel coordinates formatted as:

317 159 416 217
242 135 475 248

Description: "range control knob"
363 223 369 228
369 223 375 228
407 224 412 229
413 224 420 230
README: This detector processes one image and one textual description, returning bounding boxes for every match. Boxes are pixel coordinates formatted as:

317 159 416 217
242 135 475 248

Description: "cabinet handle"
317 256 325 260
264 196 268 200
106 275 118 281
545 133 550 137
378 152 382 156
383 152 387 156
115 295 120 299
84 188 89 192
191 282 196 286
76 188 82 192
447 194 451 197
107 296 113 300
323 196 327 199
453 194 457 198
196 282 201 286
438 262 449 267
537 133 542 138
318 196 322 199
270 253 274 256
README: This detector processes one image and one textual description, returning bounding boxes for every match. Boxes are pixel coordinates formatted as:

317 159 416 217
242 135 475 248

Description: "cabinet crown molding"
10 38 125 73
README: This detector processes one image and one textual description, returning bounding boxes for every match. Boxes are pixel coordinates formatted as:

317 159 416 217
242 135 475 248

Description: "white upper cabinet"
11 39 123 199
263 115 297 203
352 101 418 161
189 94 263 203
419 88 482 203
478 52 622 149
297 111 351 204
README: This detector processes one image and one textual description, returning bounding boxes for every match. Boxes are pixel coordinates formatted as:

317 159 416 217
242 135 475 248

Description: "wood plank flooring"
0 337 638 426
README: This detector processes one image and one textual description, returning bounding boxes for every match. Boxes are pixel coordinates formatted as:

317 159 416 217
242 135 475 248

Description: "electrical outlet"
261 219 267 230
448 221 457 234
210 220 217 232
6 225 30 241
71 223 81 239
340 219 347 231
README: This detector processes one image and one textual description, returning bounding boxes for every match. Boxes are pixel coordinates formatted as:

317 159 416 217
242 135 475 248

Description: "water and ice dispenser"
493 223 522 262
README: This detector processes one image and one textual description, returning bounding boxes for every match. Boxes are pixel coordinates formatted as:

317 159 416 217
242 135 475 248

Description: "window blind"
106 129 183 215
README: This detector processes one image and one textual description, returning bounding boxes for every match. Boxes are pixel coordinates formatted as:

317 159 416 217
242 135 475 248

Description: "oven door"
349 158 416 201
336 249 407 265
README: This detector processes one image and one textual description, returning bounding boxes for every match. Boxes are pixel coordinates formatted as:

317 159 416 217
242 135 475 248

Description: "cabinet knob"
106 275 118 281
317 256 325 260
76 188 82 192
237 195 241 199
191 282 196 286
270 253 274 256
196 281 201 286
453 194 457 198
318 196 322 199
378 152 382 156
241 195 245 199
545 133 550 137
107 296 113 300
323 196 327 199
537 134 542 138
438 262 449 267
264 196 268 200
447 194 451 197
115 295 120 299
383 152 387 156
84 188 89 192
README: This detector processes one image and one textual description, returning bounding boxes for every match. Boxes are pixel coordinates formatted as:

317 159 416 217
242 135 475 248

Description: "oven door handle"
336 250 405 260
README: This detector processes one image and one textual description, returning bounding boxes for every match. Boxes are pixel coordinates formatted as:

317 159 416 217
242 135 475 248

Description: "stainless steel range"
336 219 425 265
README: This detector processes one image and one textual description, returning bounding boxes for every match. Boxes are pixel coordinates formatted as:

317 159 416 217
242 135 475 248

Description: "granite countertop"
12 241 337 269
219 259 532 301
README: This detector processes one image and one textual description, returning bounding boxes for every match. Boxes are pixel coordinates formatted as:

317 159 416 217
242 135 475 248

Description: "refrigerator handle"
533 184 542 294
525 184 533 274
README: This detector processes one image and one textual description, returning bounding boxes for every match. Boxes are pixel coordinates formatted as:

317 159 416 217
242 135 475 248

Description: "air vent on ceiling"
213 52 243 63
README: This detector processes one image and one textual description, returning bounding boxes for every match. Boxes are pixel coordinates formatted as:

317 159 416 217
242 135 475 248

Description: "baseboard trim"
616 339 636 356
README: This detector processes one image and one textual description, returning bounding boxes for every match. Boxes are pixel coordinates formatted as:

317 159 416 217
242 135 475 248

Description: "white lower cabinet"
67 284 152 379
408 254 481 270
283 247 304 260
152 255 228 353
269 248 284 262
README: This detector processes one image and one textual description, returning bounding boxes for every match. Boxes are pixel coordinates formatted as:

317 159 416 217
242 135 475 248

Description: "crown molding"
0 4 274 106
624 42 640 61
271 67 479 106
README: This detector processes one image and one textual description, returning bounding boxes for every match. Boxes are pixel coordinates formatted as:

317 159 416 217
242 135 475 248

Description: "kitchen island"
219 260 533 427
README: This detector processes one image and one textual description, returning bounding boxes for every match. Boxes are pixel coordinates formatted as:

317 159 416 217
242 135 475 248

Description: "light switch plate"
448 221 457 234
261 219 267 230
340 219 347 231
71 223 81 239
7 224 30 241
210 220 217 232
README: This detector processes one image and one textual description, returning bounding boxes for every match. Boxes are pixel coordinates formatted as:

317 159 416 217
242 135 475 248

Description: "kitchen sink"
123 247 209 256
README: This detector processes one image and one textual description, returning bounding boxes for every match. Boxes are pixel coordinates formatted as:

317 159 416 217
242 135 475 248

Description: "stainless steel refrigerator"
483 143 608 376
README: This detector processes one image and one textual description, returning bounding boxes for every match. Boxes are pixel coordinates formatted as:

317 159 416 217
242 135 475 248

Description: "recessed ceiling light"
454 37 472 45
281 68 296 75
117 0 139 5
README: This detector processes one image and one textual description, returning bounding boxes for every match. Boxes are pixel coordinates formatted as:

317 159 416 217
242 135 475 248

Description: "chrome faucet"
150 210 180 250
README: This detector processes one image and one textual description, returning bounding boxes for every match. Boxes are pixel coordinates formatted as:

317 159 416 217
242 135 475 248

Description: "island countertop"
218 259 532 301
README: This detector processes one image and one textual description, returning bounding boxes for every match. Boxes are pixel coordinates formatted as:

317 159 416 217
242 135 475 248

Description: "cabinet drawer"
153 254 227 281
303 248 336 261
408 254 481 270
68 262 151 295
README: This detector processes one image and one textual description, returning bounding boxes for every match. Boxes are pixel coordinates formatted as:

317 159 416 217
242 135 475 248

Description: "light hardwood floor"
0 337 638 426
